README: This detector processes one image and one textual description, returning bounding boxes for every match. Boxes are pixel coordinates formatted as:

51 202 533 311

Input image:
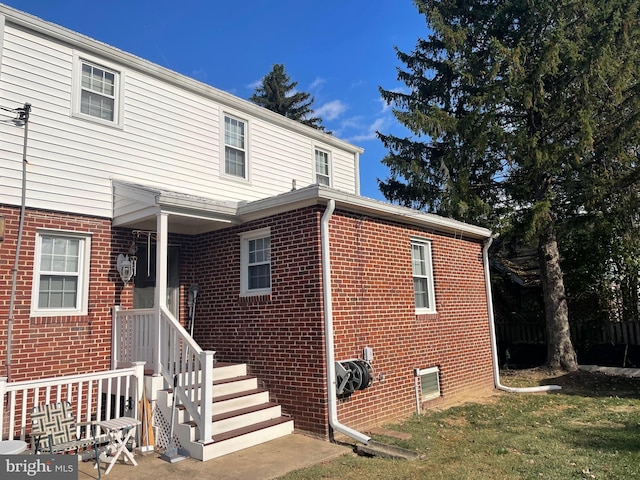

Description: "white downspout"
321 200 371 444
483 237 561 393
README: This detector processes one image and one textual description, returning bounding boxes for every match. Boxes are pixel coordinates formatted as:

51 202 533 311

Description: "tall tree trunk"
538 225 578 371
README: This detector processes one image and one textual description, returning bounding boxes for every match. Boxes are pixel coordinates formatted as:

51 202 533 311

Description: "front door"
133 243 180 320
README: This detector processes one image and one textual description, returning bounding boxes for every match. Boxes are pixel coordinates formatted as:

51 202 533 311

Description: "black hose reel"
335 359 374 396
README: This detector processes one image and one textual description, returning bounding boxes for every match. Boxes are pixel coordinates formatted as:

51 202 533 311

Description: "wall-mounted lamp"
116 253 137 284
0 215 5 242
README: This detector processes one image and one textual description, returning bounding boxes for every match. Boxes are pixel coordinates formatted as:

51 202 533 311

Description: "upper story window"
240 228 271 296
73 53 123 127
81 62 116 120
315 148 331 186
224 115 247 179
31 231 91 317
411 238 436 314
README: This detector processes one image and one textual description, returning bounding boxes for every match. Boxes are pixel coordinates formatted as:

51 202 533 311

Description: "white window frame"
240 227 271 297
222 113 249 181
31 230 92 317
314 147 331 186
411 238 436 314
72 52 124 128
415 366 441 403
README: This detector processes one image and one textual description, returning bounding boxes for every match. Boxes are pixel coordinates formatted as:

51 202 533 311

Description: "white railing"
113 306 214 444
157 306 214 444
112 306 155 369
0 362 144 443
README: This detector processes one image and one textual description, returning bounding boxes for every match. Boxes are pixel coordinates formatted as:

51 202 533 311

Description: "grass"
280 369 640 480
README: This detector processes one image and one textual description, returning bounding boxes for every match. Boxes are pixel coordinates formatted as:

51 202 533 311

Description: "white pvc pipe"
483 237 561 393
321 199 371 444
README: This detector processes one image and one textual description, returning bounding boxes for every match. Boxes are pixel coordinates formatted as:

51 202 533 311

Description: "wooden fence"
496 320 640 346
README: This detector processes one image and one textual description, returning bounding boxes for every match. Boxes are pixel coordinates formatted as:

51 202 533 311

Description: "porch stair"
156 362 294 461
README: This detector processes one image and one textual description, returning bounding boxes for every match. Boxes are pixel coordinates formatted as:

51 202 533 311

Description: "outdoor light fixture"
116 242 138 284
116 254 137 284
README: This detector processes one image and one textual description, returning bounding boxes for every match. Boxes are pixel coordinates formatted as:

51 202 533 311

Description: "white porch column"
153 212 169 375
156 212 169 309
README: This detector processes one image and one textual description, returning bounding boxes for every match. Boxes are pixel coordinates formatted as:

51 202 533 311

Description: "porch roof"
112 180 492 240
112 180 240 234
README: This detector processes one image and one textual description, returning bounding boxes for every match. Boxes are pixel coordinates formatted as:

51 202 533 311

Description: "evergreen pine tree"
378 0 640 371
250 64 326 131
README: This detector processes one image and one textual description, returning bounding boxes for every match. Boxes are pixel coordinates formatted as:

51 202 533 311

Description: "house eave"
113 181 491 240
112 180 240 234
239 185 492 241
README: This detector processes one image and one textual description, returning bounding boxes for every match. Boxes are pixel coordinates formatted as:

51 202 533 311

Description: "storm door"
133 243 180 320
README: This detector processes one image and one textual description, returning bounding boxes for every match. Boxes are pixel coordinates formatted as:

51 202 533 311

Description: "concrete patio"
77 433 350 480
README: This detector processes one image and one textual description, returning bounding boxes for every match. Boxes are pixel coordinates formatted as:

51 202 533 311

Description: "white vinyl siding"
240 228 271 296
31 230 91 316
411 238 436 314
315 148 331 186
0 22 360 219
224 115 247 180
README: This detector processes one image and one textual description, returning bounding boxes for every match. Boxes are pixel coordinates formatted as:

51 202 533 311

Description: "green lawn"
281 369 640 480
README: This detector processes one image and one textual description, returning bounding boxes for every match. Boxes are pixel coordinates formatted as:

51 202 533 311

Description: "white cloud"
191 68 208 81
309 77 326 91
315 100 348 121
348 117 388 143
247 79 262 90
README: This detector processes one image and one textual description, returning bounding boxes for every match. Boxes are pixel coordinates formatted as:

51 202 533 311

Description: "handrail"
112 306 214 444
158 306 214 444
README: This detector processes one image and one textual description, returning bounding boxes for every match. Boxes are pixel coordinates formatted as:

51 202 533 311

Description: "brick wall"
193 207 329 435
0 202 494 437
329 211 495 433
0 205 132 381
193 205 495 437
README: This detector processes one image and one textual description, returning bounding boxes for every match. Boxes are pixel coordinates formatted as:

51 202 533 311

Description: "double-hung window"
224 115 247 179
74 56 122 126
315 148 331 186
31 231 91 316
411 238 436 314
240 228 271 296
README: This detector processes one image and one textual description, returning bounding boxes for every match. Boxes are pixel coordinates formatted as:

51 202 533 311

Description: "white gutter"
483 237 561 393
321 199 371 444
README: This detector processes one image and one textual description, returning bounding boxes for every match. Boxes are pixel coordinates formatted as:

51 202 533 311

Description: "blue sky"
2 1 426 200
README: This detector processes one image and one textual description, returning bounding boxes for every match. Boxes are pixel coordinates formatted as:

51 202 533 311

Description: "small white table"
98 418 141 475
0 439 28 454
